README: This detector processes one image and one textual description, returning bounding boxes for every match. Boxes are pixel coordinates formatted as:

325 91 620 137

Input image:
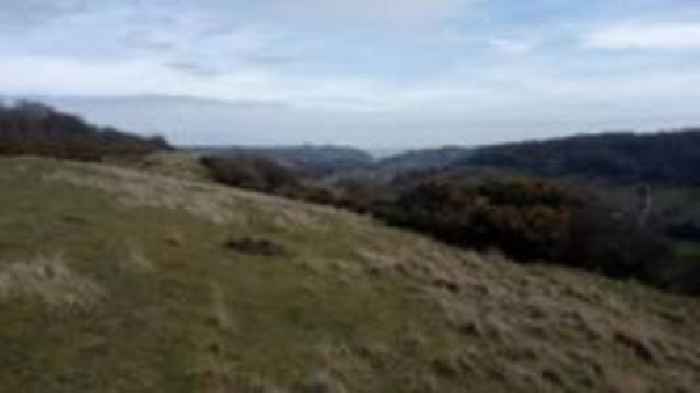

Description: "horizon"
175 124 700 152
3 1 700 146
5 94 699 153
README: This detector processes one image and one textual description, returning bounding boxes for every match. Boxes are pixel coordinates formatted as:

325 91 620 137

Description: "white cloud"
4 1 700 146
0 55 403 111
585 22 700 49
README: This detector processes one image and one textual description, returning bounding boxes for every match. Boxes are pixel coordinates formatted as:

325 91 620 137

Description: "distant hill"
376 146 474 172
0 101 171 161
0 156 698 392
190 145 375 176
463 129 700 185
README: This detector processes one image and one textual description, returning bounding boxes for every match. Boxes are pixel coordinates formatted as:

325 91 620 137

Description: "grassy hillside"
0 157 699 392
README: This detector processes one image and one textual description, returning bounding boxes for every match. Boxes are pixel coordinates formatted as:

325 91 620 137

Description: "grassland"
0 156 698 392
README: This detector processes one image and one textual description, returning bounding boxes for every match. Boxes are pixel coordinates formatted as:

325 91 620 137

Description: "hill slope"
464 130 700 185
0 157 698 392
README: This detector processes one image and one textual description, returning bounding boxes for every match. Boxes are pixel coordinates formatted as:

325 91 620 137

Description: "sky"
2 0 700 148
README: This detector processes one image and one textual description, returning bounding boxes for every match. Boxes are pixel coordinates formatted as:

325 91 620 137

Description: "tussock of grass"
123 241 156 274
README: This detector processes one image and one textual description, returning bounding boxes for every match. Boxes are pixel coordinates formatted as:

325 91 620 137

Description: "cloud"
166 62 221 77
585 22 700 50
488 38 536 54
260 0 477 27
4 1 700 147
122 29 176 52
0 0 87 31
0 0 475 78
243 53 299 66
0 55 395 111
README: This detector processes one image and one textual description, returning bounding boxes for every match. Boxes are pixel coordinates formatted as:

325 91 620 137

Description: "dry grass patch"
0 254 105 310
209 282 235 332
350 226 700 392
42 161 348 231
300 371 347 393
134 151 213 182
122 241 156 274
43 169 238 225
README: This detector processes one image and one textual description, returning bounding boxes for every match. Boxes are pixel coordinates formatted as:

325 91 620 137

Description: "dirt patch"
224 237 288 257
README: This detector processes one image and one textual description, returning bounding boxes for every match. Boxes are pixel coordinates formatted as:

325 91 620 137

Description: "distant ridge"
462 129 700 185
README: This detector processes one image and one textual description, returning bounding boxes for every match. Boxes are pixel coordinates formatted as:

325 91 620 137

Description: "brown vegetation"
200 155 682 294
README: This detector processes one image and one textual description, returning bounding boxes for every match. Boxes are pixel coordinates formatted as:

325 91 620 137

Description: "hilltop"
0 156 698 392
0 101 170 161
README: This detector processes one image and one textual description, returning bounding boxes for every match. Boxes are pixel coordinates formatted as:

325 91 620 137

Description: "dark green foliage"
380 177 681 290
386 180 600 258
0 101 171 161
328 178 394 214
657 258 700 296
565 204 671 280
201 154 685 293
200 155 391 213
465 130 700 185
200 155 301 193
667 221 700 242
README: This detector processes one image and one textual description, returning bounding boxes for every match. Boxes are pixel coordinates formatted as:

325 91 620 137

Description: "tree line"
463 130 700 185
0 101 171 161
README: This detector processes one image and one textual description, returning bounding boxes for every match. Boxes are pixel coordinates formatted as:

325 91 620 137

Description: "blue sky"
2 0 700 147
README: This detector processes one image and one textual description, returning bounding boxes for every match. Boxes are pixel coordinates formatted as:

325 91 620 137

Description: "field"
0 157 699 392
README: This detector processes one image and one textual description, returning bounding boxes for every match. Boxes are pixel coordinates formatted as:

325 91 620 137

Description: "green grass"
0 158 453 392
0 157 699 393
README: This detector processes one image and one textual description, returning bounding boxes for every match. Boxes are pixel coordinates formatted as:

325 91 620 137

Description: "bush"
377 179 571 260
565 204 671 279
377 177 673 283
200 155 301 193
201 154 683 294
